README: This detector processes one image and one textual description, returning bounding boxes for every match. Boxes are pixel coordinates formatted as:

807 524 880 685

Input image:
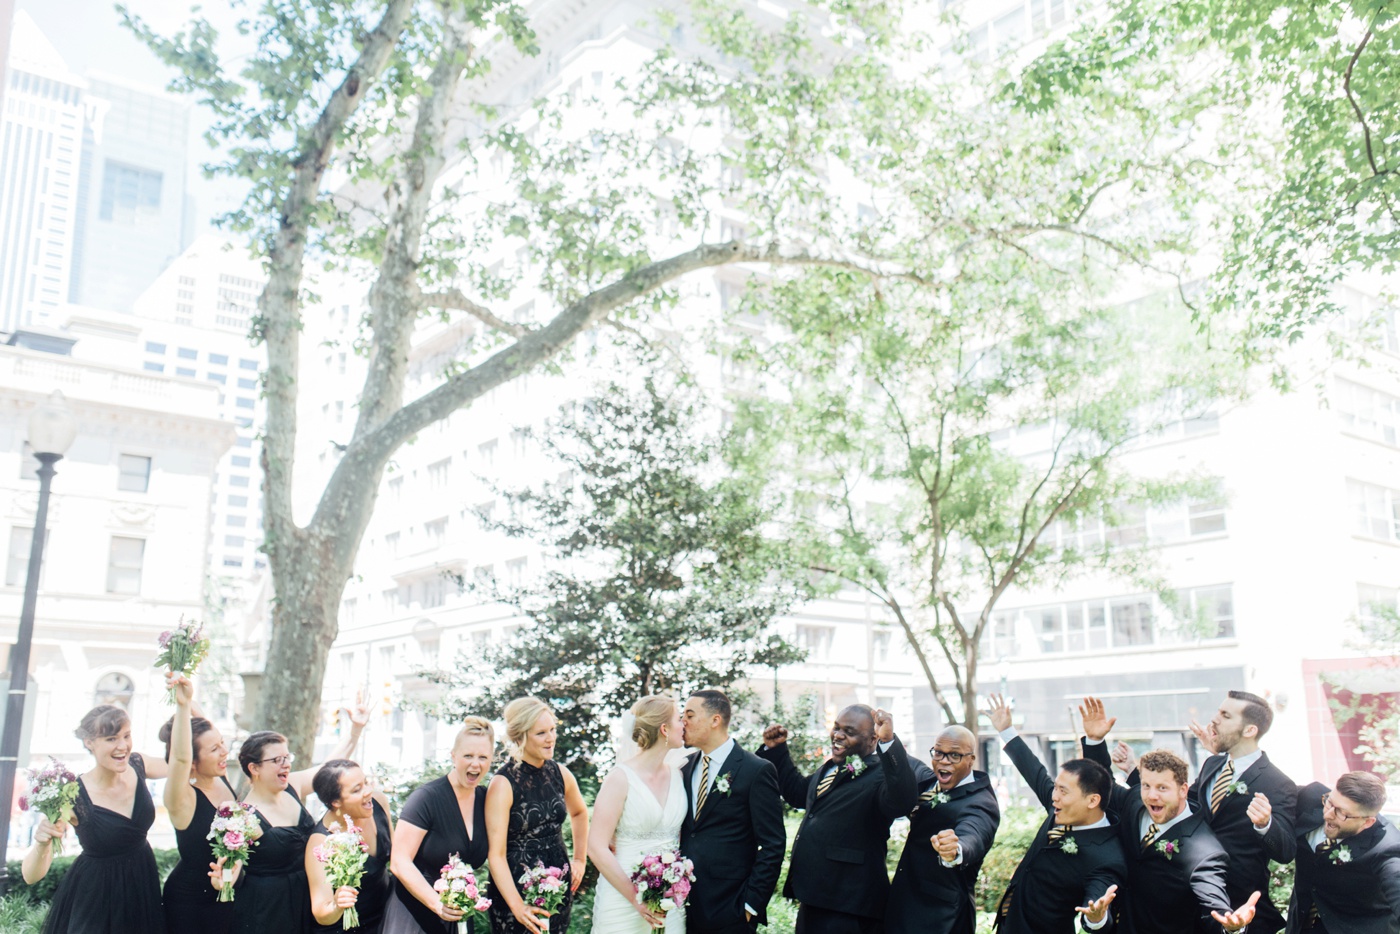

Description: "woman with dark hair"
233 698 371 934
24 704 167 933
162 673 241 933
383 717 495 934
306 759 394 932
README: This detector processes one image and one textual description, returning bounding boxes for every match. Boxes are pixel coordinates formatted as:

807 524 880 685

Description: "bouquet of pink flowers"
205 802 260 902
154 616 210 703
314 821 370 929
629 847 694 916
517 862 569 919
433 852 492 934
18 758 79 855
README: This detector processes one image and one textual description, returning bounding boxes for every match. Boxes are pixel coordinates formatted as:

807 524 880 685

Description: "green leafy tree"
430 375 805 779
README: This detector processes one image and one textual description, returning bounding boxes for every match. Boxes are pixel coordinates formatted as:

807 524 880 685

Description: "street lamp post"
0 391 77 895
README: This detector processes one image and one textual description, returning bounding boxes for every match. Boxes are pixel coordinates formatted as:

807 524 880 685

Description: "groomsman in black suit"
680 690 786 934
885 724 1001 934
1076 697 1259 934
1285 771 1400 933
756 704 917 934
987 694 1126 933
1121 691 1297 934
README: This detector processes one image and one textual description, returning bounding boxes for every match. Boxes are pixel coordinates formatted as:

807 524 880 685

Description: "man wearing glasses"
886 726 1000 934
1286 771 1400 933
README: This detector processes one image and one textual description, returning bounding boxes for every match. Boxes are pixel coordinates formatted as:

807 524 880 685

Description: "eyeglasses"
1321 794 1366 822
929 748 970 764
259 754 295 767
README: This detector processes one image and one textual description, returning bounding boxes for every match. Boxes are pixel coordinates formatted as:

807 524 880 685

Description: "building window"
1174 585 1235 639
505 557 528 587
143 362 165 374
228 494 248 507
5 527 47 588
224 535 245 547
19 442 39 481
385 532 400 556
118 454 151 493
473 565 495 586
795 624 835 661
231 455 251 468
99 162 163 225
223 556 243 568
207 373 227 385
1335 378 1400 448
427 458 451 490
144 341 166 355
176 367 196 378
236 397 255 410
106 537 145 594
872 629 892 663
226 515 246 528
1110 598 1154 646
1349 479 1400 542
177 347 197 360
425 517 448 546
209 353 228 365
478 439 498 465
228 475 250 488
237 377 257 390
240 358 259 371
93 671 136 708
1358 584 1400 630
1188 497 1227 536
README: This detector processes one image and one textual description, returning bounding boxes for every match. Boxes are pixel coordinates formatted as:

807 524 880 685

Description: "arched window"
94 671 136 709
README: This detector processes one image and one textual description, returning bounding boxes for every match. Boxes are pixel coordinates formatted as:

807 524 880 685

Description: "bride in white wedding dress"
588 695 690 934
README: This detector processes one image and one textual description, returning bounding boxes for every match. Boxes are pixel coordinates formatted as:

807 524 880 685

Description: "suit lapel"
693 745 743 828
1236 752 1269 787
680 750 698 821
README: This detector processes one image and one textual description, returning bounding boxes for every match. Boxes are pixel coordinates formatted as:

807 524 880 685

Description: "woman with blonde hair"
486 697 590 934
383 717 496 934
589 695 689 934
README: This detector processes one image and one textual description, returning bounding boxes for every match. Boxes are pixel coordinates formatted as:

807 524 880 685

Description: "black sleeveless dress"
487 759 573 934
42 753 166 934
310 798 393 933
382 778 488 934
164 777 240 934
232 786 317 934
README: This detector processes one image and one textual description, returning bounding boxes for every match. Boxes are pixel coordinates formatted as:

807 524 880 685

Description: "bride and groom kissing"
589 689 917 934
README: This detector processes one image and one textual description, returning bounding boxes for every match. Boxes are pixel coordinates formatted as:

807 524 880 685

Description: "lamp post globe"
0 390 77 893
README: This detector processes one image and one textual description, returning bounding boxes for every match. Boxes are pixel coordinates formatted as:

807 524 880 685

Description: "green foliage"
428 373 806 781
0 895 46 934
5 848 180 904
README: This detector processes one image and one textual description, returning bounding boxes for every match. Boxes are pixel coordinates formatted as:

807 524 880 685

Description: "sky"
15 0 254 232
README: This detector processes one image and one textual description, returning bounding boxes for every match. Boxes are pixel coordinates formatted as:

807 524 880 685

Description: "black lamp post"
0 391 77 894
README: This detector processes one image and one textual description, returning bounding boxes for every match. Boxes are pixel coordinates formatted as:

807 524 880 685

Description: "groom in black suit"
680 690 786 934
756 704 917 934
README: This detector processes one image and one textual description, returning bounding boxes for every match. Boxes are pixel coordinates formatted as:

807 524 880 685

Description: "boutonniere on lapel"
1325 845 1352 865
1059 836 1079 855
713 773 733 796
924 791 950 808
1226 780 1249 797
843 758 868 778
1154 840 1179 861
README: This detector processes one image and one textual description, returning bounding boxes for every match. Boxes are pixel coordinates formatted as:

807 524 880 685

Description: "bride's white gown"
591 762 688 934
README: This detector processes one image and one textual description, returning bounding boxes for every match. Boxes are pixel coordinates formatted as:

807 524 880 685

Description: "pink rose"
224 831 245 849
434 879 449 893
475 898 492 912
546 866 563 878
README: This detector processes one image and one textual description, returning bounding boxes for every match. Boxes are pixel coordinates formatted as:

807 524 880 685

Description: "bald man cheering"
886 725 1001 934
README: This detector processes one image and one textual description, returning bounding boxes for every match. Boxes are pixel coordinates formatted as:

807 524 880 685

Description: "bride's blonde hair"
630 695 676 752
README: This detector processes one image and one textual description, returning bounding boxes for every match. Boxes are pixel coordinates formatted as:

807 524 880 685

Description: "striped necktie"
816 766 839 797
1047 824 1068 846
1209 760 1235 813
909 786 942 818
1141 822 1160 850
694 754 712 818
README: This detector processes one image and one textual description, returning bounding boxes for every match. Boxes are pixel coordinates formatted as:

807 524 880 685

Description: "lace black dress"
232 787 317 934
487 759 573 934
310 798 393 933
382 778 488 934
42 753 166 934
163 777 240 934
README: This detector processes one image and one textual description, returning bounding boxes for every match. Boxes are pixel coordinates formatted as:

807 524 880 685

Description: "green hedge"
4 848 180 904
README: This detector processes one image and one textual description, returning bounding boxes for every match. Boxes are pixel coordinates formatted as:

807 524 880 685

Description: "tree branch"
1343 27 1382 178
421 287 531 337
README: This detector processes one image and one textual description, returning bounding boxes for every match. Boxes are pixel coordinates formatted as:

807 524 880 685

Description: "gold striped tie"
1047 824 1068 846
1141 822 1159 851
816 767 839 797
1209 760 1235 813
909 786 940 818
694 754 712 818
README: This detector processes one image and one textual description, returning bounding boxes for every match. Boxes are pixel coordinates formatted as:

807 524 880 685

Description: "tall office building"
0 12 84 333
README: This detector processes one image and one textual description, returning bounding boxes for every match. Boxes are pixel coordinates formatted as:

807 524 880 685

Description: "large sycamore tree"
118 0 1335 755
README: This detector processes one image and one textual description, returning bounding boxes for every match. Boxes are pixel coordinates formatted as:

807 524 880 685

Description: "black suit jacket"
886 770 1001 934
680 743 786 932
1285 781 1400 934
755 736 917 920
1082 740 1232 934
1180 750 1298 934
1001 736 1127 934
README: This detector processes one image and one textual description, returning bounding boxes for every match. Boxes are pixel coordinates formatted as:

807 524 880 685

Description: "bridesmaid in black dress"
162 674 240 933
306 759 394 932
486 697 590 934
383 717 495 934
24 705 166 934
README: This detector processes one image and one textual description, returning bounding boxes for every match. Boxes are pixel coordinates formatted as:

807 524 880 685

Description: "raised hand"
1189 719 1219 755
1211 890 1260 931
1078 696 1116 742
985 694 1013 733
762 724 789 748
1076 884 1118 925
34 817 68 847
167 673 194 707
932 829 960 862
873 709 894 744
1247 793 1272 829
1110 741 1137 775
347 688 371 731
